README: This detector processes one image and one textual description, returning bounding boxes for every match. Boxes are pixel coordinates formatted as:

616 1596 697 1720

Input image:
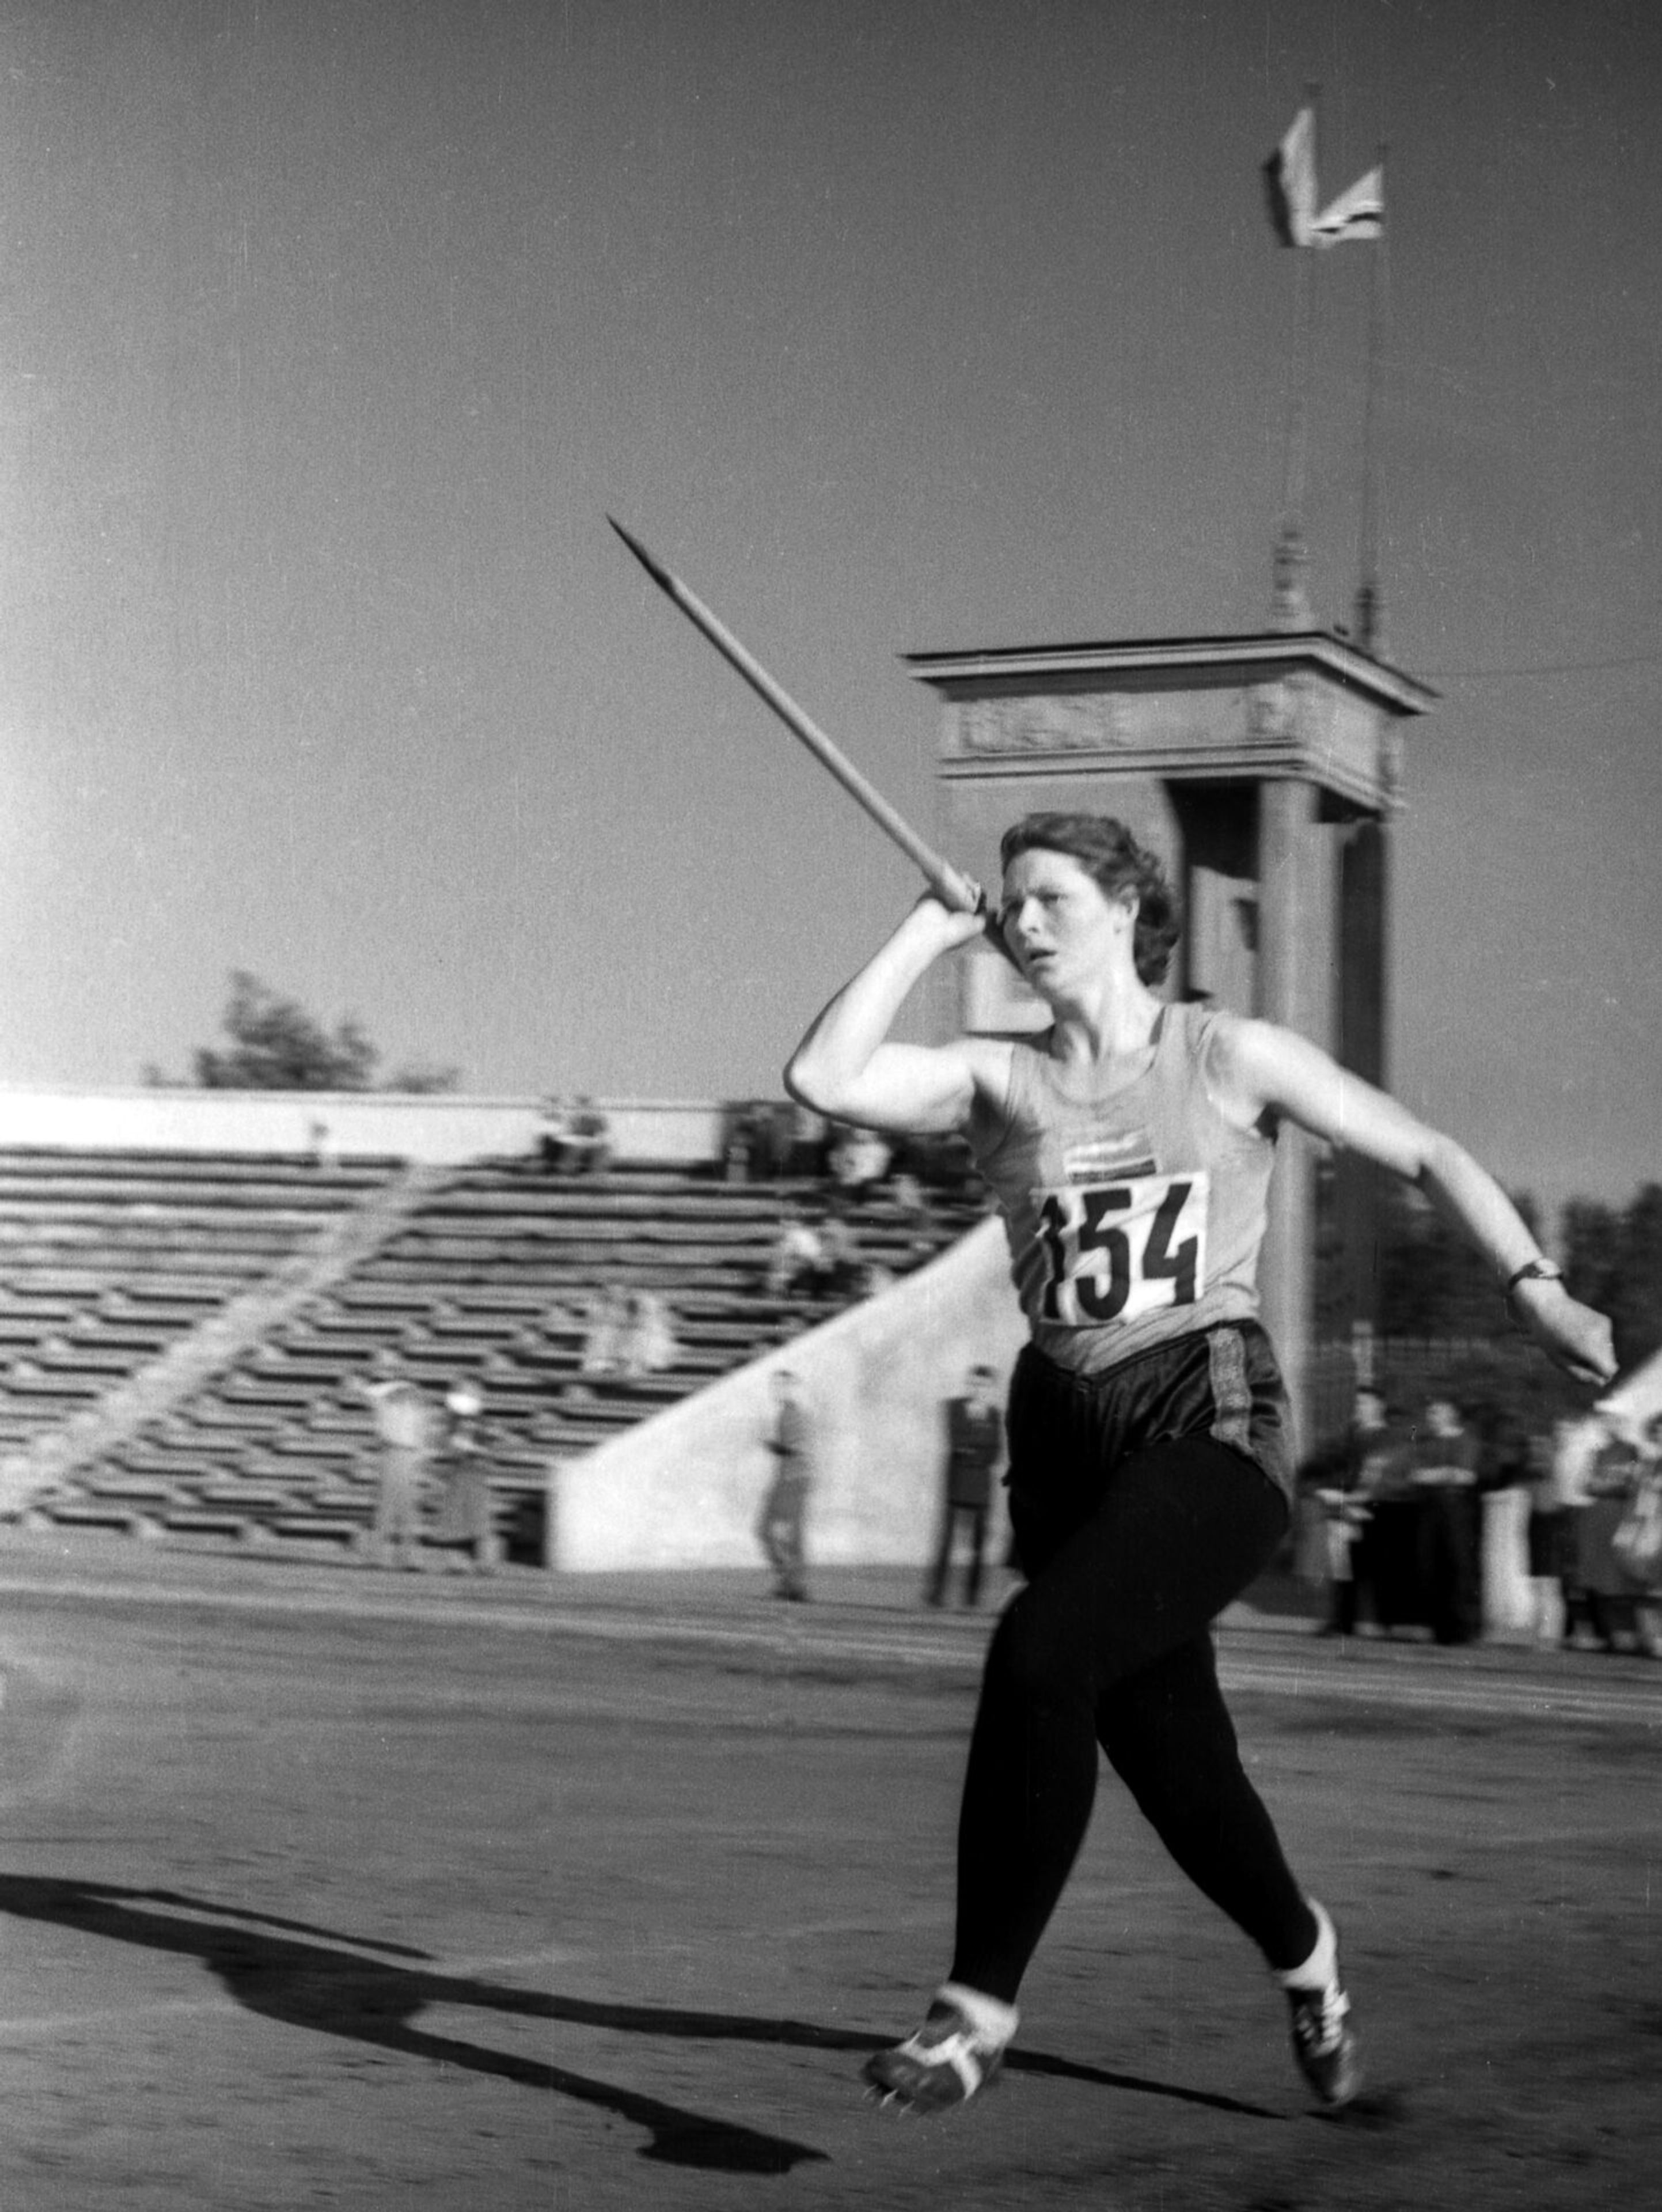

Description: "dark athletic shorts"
1003 1321 1294 1574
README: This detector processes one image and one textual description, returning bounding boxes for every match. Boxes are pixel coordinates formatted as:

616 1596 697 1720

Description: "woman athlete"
786 812 1615 2115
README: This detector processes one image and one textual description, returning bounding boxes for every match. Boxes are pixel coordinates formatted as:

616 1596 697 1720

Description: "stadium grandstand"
0 1093 993 1570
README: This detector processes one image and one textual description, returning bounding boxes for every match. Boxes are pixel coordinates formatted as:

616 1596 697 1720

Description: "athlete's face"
997 849 1136 997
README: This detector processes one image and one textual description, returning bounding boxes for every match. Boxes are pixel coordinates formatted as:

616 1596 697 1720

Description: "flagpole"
1273 84 1319 629
1354 143 1390 653
1282 243 1315 522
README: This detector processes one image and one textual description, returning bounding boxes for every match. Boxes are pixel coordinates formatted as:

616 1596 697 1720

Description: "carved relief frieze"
1377 725 1404 806
957 692 1126 753
929 643 1422 812
1246 678 1300 743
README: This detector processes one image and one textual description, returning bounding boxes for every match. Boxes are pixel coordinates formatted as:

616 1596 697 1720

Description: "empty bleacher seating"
6 1146 986 1559
0 1147 401 1461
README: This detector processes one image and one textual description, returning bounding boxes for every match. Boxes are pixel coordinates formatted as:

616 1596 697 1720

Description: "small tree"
1610 1183 1662 1371
151 971 460 1094
1562 1196 1623 1324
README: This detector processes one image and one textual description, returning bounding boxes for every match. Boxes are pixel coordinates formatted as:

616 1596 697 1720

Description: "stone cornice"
904 628 1437 717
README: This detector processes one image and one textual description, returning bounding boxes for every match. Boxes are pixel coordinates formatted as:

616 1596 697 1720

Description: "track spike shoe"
1282 1903 1363 2109
861 1984 1015 2115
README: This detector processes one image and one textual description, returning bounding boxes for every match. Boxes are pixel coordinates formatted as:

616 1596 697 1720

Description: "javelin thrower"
616 521 1617 2116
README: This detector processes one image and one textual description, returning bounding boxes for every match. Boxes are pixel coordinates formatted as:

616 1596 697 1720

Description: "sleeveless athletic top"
967 1000 1275 1380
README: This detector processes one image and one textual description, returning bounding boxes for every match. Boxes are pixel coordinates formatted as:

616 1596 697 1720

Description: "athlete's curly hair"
998 812 1182 987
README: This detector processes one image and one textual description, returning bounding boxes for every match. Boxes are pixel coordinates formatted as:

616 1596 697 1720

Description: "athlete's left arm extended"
1209 1016 1617 1387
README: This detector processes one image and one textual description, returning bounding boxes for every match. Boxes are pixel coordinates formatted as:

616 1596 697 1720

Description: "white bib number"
1034 1173 1208 1327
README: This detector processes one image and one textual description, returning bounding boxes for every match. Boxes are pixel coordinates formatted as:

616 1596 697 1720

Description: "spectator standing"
1311 1388 1386 1638
829 1125 891 1201
723 1103 759 1183
580 1283 630 1377
926 1364 1004 1608
538 1096 613 1175
1613 1419 1662 1655
765 1205 826 1300
756 1368 813 1601
1412 1397 1482 1645
1556 1412 1610 1648
887 1167 935 1269
620 1289 678 1378
536 1094 571 1171
434 1382 496 1574
1349 1396 1420 1635
814 1204 862 1295
1598 1357 1662 1649
1577 1425 1657 1653
563 1097 612 1175
357 1350 434 1572
784 1101 829 1179
752 1101 792 1181
1524 1424 1573 1645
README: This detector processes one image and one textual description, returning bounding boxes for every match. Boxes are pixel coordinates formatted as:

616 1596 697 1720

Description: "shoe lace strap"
1293 1982 1350 2048
897 2022 993 2099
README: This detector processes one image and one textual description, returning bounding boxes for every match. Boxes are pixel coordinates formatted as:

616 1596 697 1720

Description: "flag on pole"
1312 165 1384 247
1263 108 1318 247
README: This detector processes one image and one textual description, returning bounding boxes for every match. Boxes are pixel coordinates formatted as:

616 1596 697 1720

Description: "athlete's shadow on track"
0 1875 824 2171
0 1875 1275 2172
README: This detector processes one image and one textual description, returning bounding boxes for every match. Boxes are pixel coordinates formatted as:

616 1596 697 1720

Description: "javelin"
609 517 989 919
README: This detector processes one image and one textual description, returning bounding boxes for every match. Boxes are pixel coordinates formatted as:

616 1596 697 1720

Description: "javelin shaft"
609 518 984 914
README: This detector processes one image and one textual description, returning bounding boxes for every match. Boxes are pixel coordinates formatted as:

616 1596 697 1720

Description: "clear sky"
0 0 1658 1222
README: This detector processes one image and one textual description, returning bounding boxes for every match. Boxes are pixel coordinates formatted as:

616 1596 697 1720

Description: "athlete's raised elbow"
783 1047 840 1118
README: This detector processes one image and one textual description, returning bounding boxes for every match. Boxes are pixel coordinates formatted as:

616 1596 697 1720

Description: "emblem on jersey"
1059 1128 1158 1185
1031 1172 1209 1327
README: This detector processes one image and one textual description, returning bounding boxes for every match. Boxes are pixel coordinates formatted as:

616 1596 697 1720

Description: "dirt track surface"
0 1538 1656 2211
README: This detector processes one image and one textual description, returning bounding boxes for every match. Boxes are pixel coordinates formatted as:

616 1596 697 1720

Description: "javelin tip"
607 514 675 594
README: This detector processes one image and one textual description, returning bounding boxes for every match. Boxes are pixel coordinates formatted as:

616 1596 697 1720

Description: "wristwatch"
1504 1257 1565 1300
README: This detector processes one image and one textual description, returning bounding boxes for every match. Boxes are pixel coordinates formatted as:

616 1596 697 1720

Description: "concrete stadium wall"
553 1217 1027 1571
0 1089 727 1166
